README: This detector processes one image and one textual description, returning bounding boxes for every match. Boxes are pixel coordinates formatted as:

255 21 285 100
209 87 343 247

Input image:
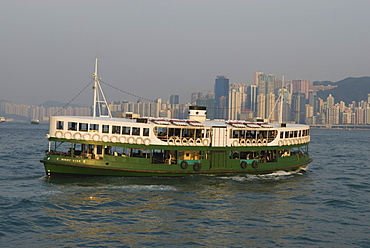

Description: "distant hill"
315 77 370 104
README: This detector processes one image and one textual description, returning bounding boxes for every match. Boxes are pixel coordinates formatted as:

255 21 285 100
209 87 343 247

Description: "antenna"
92 57 112 118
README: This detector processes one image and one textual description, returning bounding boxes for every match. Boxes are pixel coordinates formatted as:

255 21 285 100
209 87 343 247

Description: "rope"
52 80 93 116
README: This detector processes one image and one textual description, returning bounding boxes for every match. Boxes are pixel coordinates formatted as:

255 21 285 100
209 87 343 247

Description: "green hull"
41 146 312 177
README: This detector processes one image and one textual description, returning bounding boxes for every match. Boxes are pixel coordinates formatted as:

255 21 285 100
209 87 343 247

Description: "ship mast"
278 74 284 124
92 57 112 118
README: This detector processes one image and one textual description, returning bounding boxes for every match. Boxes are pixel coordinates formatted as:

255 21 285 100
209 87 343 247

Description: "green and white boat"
41 59 312 177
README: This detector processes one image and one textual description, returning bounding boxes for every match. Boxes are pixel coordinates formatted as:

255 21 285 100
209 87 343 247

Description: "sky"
1 0 370 106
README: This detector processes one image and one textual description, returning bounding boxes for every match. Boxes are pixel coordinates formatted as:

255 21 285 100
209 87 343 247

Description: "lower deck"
42 140 312 176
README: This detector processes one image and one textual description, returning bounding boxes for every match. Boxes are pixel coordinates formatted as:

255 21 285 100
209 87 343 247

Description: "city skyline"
2 73 370 128
1 1 370 106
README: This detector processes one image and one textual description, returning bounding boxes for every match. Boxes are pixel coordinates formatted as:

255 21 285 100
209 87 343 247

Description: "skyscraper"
214 75 229 119
169 95 179 104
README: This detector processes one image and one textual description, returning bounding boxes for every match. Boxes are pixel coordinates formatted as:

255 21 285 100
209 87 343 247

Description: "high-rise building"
246 85 257 113
291 93 306 124
169 95 179 104
214 75 229 119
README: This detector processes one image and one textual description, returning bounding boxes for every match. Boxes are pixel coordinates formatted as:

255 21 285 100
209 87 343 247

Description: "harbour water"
0 122 369 247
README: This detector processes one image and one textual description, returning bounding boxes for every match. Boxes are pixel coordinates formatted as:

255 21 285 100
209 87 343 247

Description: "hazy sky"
1 0 370 106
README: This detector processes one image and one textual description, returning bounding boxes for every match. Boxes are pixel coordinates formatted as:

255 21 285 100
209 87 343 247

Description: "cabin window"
102 125 109 133
122 126 131 135
168 128 181 137
285 131 289 138
132 127 140 136
246 131 255 139
112 126 121 134
182 128 195 138
90 124 99 132
79 123 88 132
268 130 277 142
280 131 284 139
68 122 77 131
155 127 167 139
143 128 149 136
56 121 64 130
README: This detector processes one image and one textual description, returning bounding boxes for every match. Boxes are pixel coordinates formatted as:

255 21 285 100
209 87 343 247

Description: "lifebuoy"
262 139 268 145
92 134 100 141
144 138 150 146
136 137 143 145
240 161 248 169
188 138 194 146
128 137 135 144
119 136 126 143
196 138 202 146
180 161 188 169
55 131 63 138
240 139 246 146
168 137 175 145
193 162 201 171
175 138 182 146
252 139 257 146
83 133 91 141
278 140 283 146
111 136 118 143
202 138 209 146
64 132 72 139
102 135 109 142
74 132 82 140
252 160 259 168
182 138 188 146
246 139 251 146
232 140 239 147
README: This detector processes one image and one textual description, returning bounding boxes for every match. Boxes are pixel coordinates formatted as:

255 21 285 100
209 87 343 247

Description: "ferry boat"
41 59 312 177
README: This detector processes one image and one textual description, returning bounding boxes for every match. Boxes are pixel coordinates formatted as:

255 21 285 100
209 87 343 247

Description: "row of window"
280 129 310 139
56 121 149 136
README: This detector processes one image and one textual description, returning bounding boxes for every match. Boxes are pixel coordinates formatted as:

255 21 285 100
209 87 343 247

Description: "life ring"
182 138 189 146
136 137 143 145
64 132 72 139
188 138 195 146
196 138 202 146
257 140 262 147
92 134 100 141
240 161 248 169
246 139 251 146
240 139 246 146
262 139 268 145
102 135 109 142
232 140 239 147
128 137 135 144
55 131 63 138
175 138 182 146
193 162 201 171
111 136 118 143
168 137 175 145
252 160 259 168
202 138 209 146
180 161 188 169
252 139 257 146
278 140 283 146
74 132 82 140
144 138 150 146
119 136 126 143
83 133 91 141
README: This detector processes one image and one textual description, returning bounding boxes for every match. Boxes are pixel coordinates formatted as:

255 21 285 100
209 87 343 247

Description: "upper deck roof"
52 115 309 129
